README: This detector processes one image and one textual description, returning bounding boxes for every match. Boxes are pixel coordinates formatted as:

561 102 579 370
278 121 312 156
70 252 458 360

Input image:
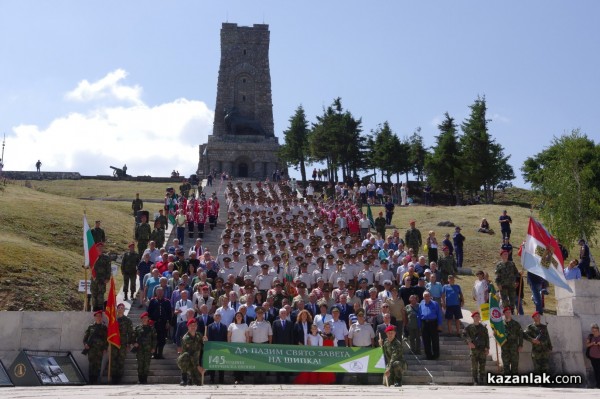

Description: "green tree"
409 128 427 182
522 130 600 247
280 105 310 184
370 121 401 183
460 95 514 202
425 112 463 204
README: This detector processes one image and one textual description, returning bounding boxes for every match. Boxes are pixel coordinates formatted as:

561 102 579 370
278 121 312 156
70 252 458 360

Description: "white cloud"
65 69 143 105
491 113 510 123
430 115 443 127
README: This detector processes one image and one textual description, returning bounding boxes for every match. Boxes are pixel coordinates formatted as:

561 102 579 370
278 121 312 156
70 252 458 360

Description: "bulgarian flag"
520 217 571 292
83 214 100 278
105 276 121 348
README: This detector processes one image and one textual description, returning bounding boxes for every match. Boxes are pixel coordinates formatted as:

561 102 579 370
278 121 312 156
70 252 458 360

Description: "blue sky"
1 1 598 186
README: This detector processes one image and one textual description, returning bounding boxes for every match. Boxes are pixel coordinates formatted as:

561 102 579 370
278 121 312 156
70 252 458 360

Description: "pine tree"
280 105 310 184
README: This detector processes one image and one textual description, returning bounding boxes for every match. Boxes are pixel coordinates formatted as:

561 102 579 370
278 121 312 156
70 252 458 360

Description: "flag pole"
495 340 501 373
201 325 208 385
517 273 523 315
83 266 88 312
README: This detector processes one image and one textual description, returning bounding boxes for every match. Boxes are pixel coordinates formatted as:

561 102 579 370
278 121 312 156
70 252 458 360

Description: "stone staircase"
113 180 497 385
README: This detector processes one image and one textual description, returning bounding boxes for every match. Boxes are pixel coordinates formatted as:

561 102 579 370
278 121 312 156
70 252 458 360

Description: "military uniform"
91 254 111 311
150 227 165 249
405 227 422 257
502 318 523 374
524 322 552 374
133 323 157 383
156 214 169 231
83 320 107 384
132 198 144 221
121 250 140 300
405 304 421 354
91 227 106 243
438 255 457 284
177 331 204 385
374 216 387 239
383 337 406 386
135 222 152 255
494 260 519 309
112 315 133 383
463 321 489 384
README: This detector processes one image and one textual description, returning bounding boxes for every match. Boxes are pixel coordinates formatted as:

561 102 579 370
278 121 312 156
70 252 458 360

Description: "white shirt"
228 323 249 343
307 334 323 346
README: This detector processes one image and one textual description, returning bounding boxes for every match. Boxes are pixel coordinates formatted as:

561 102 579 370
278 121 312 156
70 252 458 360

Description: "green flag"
366 203 375 228
488 285 506 346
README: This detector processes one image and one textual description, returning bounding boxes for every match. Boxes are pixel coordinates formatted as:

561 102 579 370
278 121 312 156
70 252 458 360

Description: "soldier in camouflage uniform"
177 318 206 386
135 213 152 256
405 220 422 257
502 306 523 375
91 242 112 311
156 209 169 231
438 246 457 284
121 242 140 301
383 325 406 387
82 310 107 384
132 312 157 384
112 303 133 384
404 295 421 355
132 193 143 223
463 311 489 385
374 212 387 239
150 220 165 250
523 311 553 374
494 249 520 310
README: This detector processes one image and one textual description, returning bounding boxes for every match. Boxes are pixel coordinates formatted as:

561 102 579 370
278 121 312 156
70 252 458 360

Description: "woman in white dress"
400 182 408 206
228 312 249 384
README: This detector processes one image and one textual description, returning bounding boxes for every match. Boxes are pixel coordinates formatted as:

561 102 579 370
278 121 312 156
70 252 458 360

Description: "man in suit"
373 303 398 335
206 312 227 384
375 312 397 347
290 299 307 323
262 301 278 324
272 308 294 383
239 304 255 326
333 294 354 323
196 304 214 333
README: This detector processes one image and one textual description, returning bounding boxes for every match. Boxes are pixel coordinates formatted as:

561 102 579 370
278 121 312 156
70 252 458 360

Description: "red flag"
105 276 121 348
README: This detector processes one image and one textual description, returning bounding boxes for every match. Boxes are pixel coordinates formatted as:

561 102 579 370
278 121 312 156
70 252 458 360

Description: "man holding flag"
111 301 132 384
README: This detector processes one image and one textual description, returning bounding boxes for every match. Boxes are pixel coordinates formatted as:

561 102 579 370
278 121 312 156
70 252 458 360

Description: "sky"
1 1 599 187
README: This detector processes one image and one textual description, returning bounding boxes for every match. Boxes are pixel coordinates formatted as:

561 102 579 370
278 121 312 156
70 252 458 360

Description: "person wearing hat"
523 311 553 374
383 325 406 387
90 242 111 311
438 246 457 284
112 303 133 384
135 212 152 255
132 193 144 222
405 220 422 257
452 226 466 269
177 317 206 386
121 242 140 301
348 309 375 384
132 312 157 384
463 311 489 385
501 306 523 375
494 249 520 311
82 310 107 384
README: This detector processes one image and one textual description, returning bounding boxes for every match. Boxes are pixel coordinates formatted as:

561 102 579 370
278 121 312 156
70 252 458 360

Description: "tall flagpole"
83 209 89 312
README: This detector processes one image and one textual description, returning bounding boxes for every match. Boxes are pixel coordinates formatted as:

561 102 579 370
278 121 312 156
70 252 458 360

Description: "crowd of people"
82 179 599 387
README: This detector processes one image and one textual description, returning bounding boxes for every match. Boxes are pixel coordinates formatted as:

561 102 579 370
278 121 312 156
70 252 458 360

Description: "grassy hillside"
0 179 167 310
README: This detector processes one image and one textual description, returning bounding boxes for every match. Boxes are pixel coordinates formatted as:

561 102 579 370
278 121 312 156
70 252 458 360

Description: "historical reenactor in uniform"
135 212 152 255
494 249 520 310
524 311 553 374
147 286 172 359
405 220 422 257
91 220 106 243
177 318 206 386
382 325 406 387
132 193 144 223
91 242 111 311
112 303 133 384
83 310 107 384
502 306 523 375
121 242 140 301
463 311 489 385
132 312 157 384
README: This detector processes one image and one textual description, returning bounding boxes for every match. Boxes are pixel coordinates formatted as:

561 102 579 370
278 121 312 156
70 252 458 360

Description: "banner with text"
203 342 385 373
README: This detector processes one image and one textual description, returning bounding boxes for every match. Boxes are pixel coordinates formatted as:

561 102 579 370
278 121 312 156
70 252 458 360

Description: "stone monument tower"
198 23 282 179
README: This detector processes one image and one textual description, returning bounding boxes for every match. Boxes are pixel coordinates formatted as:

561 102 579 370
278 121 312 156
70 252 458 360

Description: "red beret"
532 311 541 318
117 303 125 309
500 249 509 255
471 311 480 318
140 312 149 319
187 319 197 327
503 307 512 313
93 310 103 316
128 242 135 248
384 325 396 333
442 246 449 251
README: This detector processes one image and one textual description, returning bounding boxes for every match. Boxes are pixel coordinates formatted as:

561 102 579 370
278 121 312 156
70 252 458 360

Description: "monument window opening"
242 78 246 83
238 163 249 177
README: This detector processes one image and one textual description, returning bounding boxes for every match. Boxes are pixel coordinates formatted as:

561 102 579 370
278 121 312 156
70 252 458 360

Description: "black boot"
180 373 188 386
157 346 164 359
124 293 128 301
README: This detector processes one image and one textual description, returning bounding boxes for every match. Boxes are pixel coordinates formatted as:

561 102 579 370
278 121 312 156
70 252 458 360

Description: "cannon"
110 165 128 179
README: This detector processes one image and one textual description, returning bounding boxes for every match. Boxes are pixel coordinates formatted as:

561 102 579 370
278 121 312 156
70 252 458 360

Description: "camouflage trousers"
386 361 405 386
136 349 152 378
122 273 137 296
470 349 487 380
499 287 515 309
137 240 149 256
111 346 127 380
90 280 106 311
88 348 104 383
407 327 421 355
532 352 550 374
177 352 201 383
501 345 519 375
